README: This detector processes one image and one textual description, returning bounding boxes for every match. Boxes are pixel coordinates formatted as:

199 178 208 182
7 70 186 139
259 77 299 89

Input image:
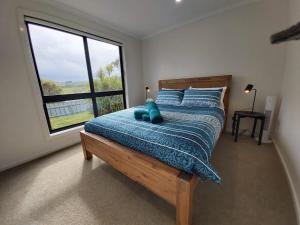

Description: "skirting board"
273 139 300 225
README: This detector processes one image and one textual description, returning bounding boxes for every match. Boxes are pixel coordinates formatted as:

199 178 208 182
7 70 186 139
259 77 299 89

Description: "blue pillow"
181 89 222 107
155 89 184 106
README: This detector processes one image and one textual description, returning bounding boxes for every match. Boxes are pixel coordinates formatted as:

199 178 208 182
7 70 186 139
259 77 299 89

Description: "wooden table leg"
251 118 257 138
258 118 265 145
234 116 240 142
232 113 236 136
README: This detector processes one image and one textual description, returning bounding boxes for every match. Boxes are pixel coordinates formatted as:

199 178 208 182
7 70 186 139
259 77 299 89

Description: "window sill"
48 124 84 139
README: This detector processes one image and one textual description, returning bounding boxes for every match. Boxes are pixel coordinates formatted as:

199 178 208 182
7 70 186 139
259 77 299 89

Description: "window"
25 18 126 133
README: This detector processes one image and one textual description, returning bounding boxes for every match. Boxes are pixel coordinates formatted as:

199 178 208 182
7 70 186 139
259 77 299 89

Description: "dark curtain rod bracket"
271 21 300 44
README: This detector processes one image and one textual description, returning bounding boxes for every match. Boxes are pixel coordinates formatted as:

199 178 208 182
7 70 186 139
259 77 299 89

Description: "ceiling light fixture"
175 0 182 3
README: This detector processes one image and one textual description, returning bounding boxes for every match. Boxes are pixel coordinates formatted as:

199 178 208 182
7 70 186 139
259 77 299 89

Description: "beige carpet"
0 134 297 225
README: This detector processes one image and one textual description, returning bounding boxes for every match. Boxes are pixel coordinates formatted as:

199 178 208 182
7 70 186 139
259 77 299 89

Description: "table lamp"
244 84 257 113
145 86 150 100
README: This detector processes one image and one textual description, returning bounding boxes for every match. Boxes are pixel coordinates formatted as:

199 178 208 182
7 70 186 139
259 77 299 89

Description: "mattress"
84 104 224 183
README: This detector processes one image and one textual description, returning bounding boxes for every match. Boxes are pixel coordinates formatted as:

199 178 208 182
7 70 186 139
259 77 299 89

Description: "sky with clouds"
29 24 120 83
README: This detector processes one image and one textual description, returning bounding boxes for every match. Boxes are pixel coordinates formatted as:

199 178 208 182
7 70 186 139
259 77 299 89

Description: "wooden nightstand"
232 111 265 145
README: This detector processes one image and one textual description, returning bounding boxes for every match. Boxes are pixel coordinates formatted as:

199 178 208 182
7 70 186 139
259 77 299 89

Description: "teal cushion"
147 101 163 124
134 109 148 120
142 113 150 121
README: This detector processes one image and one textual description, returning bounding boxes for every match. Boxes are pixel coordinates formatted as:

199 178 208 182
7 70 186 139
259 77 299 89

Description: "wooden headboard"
159 75 232 127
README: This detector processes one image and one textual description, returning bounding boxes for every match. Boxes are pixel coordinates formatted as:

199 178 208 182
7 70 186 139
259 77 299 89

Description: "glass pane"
46 99 94 130
28 23 90 95
96 95 124 116
87 38 123 92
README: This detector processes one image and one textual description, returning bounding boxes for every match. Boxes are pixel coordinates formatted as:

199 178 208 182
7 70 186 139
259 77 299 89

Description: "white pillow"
189 86 227 109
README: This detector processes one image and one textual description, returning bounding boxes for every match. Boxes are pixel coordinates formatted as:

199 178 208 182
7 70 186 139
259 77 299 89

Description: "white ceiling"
48 0 258 39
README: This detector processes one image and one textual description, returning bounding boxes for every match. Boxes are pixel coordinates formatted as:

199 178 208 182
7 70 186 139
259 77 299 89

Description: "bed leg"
176 172 196 225
83 148 93 160
80 132 92 160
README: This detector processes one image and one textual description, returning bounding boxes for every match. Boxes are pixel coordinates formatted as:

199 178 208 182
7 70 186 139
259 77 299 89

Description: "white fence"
48 100 92 118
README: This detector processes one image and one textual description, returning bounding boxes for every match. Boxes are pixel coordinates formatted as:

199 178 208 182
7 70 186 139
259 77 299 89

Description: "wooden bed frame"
80 75 232 225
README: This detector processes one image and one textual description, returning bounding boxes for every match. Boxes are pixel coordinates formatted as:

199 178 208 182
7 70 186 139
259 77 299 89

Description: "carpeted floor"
0 133 297 225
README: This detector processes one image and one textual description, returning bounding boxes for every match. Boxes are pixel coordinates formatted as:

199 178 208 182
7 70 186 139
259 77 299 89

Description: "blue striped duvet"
84 105 224 183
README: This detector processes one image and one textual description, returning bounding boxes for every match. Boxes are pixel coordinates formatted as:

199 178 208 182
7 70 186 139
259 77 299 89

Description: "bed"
80 75 232 225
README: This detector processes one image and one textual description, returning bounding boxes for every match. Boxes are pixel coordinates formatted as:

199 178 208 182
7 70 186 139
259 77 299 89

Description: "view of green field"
60 82 89 94
42 60 124 130
41 60 123 96
50 111 94 130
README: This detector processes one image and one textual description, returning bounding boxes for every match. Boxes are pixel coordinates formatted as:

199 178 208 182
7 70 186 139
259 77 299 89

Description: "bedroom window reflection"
26 18 126 133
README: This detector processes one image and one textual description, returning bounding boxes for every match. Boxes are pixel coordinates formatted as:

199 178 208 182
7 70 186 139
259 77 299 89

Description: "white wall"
274 0 300 221
0 0 144 171
142 0 287 131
